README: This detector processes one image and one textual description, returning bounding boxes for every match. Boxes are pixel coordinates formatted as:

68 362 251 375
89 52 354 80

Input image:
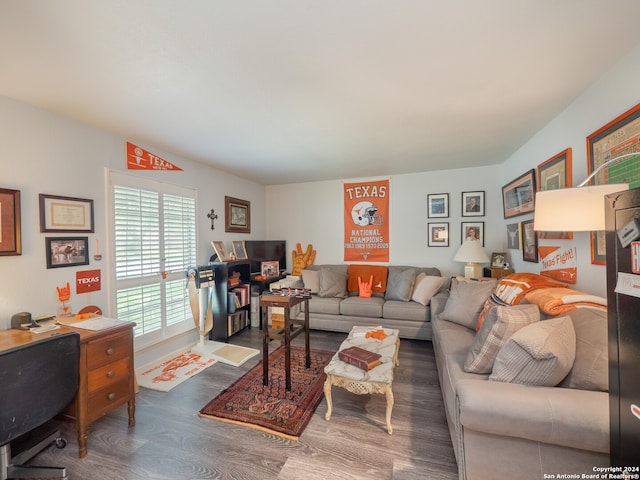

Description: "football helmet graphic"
351 201 384 226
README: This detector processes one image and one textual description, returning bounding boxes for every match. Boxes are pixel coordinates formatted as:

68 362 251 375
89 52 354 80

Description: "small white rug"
137 351 216 392
192 341 260 367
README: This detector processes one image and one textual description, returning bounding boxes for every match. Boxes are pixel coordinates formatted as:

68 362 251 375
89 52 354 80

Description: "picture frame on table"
0 188 21 256
39 194 94 233
427 193 449 218
521 219 539 263
462 221 484 246
261 261 279 277
211 241 233 261
428 222 449 247
462 191 485 217
502 170 536 219
231 240 248 259
536 148 573 240
587 102 640 265
491 252 506 268
46 236 89 269
225 196 251 234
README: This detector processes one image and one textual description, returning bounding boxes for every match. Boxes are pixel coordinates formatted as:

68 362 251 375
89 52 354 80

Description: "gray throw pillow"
464 304 540 374
318 268 347 298
385 268 416 301
439 279 496 329
490 316 576 386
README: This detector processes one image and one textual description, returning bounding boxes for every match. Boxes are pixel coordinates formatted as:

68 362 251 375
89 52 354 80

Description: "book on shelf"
338 346 382 371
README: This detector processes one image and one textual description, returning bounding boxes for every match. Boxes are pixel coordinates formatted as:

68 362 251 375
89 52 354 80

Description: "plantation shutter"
110 171 197 348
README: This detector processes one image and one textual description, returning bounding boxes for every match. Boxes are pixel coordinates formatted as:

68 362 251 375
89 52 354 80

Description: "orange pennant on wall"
126 141 183 171
344 179 389 262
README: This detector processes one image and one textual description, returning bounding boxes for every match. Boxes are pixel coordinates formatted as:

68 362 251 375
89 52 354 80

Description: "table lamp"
454 240 489 279
534 153 635 232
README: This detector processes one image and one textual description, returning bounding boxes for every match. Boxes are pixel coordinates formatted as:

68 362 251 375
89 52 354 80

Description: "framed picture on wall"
427 193 449 218
46 237 89 269
506 222 522 250
462 221 484 246
462 191 485 217
225 196 251 234
0 188 21 256
536 148 573 240
587 102 640 265
521 219 538 263
39 194 94 233
502 170 536 219
428 222 449 247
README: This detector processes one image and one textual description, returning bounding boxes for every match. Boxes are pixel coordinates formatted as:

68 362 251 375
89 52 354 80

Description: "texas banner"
539 245 577 284
126 141 183 171
344 179 389 262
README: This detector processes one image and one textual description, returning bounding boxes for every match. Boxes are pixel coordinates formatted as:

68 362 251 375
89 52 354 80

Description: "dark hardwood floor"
28 328 458 480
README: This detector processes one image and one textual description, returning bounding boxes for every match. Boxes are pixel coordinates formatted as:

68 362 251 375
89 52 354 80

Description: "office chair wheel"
55 437 67 449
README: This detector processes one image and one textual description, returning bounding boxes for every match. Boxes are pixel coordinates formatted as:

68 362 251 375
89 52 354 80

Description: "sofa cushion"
347 265 388 293
385 267 416 301
464 304 540 374
411 273 447 306
339 296 384 317
318 268 348 298
301 269 320 293
559 308 608 392
383 300 429 322
440 279 496 329
489 316 576 386
305 296 342 315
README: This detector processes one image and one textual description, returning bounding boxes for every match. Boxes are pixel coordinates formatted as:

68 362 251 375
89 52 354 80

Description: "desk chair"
0 332 80 480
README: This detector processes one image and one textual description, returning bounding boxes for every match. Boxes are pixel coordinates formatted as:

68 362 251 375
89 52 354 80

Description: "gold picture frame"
211 241 233 261
232 240 248 259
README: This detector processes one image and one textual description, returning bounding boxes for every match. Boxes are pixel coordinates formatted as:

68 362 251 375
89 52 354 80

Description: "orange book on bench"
338 346 382 371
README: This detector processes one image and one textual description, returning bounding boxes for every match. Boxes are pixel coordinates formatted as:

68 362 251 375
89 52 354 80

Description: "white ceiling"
2 1 640 185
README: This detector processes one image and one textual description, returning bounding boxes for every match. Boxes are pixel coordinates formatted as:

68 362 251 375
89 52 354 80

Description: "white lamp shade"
534 184 629 232
454 240 490 263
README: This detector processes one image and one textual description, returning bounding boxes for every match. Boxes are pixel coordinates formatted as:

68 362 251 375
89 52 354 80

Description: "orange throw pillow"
347 265 388 293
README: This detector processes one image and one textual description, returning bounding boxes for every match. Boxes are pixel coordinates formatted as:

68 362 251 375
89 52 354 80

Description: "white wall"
266 166 502 280
0 96 266 364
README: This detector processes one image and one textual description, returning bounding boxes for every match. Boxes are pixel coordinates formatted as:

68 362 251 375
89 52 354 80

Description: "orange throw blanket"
494 272 569 305
525 287 607 315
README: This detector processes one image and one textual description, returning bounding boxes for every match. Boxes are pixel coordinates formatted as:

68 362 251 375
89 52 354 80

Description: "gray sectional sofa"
293 264 445 340
430 278 610 480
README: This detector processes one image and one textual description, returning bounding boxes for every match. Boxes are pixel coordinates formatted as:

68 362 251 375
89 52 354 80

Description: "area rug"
137 351 216 392
199 346 334 440
192 341 260 367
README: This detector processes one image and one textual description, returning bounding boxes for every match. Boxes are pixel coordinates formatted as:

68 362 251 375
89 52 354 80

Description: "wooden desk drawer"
87 357 130 392
87 379 130 422
86 331 131 369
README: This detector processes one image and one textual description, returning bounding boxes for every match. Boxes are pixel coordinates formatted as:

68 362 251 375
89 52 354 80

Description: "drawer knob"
107 393 116 401
106 348 115 355
107 370 115 378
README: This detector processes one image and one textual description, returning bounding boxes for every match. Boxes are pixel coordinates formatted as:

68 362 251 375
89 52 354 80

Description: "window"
110 171 197 349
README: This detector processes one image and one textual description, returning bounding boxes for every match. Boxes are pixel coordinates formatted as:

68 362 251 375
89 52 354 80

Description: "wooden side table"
260 293 310 391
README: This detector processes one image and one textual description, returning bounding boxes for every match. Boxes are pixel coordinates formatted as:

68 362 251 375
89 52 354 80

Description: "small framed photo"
39 194 94 233
261 261 279 277
491 252 506 268
462 222 484 246
232 240 247 259
427 193 449 218
225 196 250 234
462 191 485 217
0 188 21 256
428 222 449 247
521 219 539 263
46 237 89 269
502 170 536 219
211 241 233 261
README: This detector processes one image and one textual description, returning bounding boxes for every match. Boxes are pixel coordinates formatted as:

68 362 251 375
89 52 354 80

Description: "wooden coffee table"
323 326 400 434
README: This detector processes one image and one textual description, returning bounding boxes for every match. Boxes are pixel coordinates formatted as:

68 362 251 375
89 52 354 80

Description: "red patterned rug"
199 345 333 440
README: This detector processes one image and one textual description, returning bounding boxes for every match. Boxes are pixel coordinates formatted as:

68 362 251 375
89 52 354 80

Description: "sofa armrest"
430 291 449 322
456 379 609 453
